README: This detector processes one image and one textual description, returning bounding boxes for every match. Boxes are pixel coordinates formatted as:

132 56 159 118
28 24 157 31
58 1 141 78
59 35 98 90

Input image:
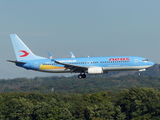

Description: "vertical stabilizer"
10 34 46 60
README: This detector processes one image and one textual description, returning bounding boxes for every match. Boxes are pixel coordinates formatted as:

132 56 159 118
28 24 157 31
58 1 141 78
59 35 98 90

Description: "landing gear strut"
78 73 86 79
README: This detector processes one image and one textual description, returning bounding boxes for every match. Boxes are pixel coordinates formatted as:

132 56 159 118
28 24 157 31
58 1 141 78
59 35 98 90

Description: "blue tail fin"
10 34 46 60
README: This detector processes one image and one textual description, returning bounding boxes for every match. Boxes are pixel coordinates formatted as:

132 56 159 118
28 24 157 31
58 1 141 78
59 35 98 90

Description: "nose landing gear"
78 73 86 79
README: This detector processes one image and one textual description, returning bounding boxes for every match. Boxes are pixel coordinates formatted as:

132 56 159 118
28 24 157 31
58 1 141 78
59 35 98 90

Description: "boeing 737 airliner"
7 34 154 79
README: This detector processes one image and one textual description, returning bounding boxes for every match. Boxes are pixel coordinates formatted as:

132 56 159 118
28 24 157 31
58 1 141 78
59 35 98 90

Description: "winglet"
70 51 76 58
47 52 53 59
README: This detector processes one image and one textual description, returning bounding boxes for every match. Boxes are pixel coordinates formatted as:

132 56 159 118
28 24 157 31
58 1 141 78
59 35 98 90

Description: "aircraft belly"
103 65 152 71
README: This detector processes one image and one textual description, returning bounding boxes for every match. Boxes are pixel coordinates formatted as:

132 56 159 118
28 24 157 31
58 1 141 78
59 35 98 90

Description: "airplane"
7 34 154 79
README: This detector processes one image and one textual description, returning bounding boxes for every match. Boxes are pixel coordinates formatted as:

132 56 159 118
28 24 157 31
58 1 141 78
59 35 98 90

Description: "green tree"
32 101 63 120
0 95 5 120
5 98 33 120
117 87 160 120
115 106 126 120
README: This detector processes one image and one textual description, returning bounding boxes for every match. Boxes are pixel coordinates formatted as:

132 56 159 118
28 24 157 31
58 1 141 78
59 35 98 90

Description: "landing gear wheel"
82 74 86 78
78 75 83 79
78 74 86 79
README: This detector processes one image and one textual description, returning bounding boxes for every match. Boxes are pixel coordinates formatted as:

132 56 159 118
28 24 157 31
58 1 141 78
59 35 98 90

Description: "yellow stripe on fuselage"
40 65 65 69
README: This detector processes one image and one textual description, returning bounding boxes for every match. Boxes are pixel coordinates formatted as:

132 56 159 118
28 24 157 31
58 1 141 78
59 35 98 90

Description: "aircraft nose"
149 61 155 66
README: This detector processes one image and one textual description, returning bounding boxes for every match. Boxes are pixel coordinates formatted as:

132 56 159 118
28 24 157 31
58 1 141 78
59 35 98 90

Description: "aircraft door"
34 62 39 69
134 59 138 65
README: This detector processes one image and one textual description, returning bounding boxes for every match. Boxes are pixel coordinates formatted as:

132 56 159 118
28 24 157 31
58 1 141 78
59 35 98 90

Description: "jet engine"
88 67 105 75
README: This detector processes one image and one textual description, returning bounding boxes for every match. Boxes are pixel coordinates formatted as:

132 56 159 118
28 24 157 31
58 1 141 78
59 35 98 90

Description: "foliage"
0 87 159 119
1 75 160 94
0 64 160 119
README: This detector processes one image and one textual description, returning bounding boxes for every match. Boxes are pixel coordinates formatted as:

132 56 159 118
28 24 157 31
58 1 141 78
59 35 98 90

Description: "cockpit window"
142 59 148 61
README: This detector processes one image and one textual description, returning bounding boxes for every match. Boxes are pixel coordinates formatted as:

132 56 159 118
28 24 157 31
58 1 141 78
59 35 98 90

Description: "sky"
0 0 160 79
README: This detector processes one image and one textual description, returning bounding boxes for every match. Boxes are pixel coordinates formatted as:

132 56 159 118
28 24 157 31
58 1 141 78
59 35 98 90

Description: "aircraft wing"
54 59 88 73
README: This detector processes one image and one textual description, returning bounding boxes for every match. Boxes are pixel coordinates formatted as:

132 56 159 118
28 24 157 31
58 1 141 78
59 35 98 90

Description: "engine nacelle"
139 69 146 71
88 67 104 75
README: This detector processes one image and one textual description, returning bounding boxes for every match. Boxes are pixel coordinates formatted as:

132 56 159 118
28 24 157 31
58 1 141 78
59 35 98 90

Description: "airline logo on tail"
19 50 29 57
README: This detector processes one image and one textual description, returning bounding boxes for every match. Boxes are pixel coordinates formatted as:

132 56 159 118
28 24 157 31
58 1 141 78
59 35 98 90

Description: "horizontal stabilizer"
7 60 26 64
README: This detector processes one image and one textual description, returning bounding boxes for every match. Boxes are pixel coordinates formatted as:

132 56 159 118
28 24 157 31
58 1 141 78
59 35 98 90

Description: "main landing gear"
78 73 86 79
